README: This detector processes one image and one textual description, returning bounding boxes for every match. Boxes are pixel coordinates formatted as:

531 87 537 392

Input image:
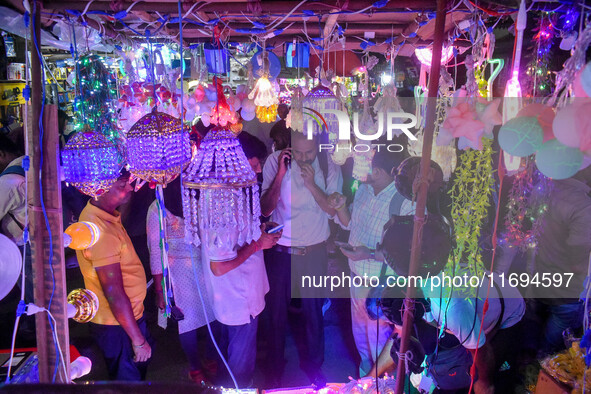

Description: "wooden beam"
28 0 70 384
43 0 438 13
394 0 447 391
173 22 407 31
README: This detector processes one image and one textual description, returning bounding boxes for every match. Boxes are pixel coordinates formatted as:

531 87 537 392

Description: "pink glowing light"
414 46 454 68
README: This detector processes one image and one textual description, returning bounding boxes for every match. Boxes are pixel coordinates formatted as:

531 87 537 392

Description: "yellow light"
67 288 99 323
64 221 101 250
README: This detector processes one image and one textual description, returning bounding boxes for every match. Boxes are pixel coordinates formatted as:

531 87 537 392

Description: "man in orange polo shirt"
76 170 152 380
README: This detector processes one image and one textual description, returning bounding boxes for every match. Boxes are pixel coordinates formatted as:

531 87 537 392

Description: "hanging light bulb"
67 288 99 323
64 221 101 250
249 76 279 123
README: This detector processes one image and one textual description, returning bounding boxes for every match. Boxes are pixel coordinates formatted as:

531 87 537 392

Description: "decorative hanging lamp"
61 130 122 198
182 126 261 261
303 85 340 143
126 108 191 188
249 47 279 123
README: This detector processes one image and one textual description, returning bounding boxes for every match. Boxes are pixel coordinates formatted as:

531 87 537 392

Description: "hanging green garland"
445 138 495 279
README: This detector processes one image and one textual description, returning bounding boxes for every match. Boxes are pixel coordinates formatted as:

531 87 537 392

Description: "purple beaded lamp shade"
61 131 121 198
126 110 191 186
182 127 260 259
303 85 340 141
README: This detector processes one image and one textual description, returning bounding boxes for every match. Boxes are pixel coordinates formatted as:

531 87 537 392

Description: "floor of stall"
64 257 360 389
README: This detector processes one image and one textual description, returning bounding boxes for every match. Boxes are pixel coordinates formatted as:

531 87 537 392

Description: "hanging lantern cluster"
182 126 261 261
61 131 122 198
126 109 191 187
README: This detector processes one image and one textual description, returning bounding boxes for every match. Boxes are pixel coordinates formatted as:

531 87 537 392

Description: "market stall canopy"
2 0 504 56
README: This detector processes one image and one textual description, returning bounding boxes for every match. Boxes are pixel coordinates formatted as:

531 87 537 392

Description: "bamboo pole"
393 0 447 392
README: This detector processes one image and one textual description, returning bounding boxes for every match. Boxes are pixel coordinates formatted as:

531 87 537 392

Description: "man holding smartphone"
261 131 342 388
328 149 410 378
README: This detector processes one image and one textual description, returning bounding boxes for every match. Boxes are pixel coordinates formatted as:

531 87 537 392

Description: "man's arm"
211 241 260 276
210 223 282 276
300 163 336 216
468 342 495 394
260 149 290 217
96 263 151 362
305 177 336 217
260 173 284 218
364 332 397 377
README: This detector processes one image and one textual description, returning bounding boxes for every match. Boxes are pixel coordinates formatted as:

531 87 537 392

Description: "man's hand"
258 222 282 250
132 339 152 363
277 148 292 178
300 163 316 189
473 380 494 394
328 192 347 211
340 245 371 261
155 289 165 311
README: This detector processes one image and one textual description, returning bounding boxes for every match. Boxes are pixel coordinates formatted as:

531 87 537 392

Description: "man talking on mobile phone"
260 131 342 388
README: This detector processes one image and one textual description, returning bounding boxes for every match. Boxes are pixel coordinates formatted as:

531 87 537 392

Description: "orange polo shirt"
76 201 146 325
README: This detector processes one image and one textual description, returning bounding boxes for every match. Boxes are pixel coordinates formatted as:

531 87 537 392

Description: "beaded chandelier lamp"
126 109 191 187
182 126 261 261
61 130 122 198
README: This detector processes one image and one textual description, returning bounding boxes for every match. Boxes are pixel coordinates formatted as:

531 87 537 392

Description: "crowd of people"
1 102 591 394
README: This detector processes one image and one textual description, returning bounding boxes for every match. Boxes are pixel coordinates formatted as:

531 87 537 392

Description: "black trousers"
263 244 327 383
89 315 154 381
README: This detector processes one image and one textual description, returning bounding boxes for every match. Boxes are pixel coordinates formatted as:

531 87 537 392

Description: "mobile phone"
284 145 291 168
170 305 185 322
335 241 355 251
266 224 284 234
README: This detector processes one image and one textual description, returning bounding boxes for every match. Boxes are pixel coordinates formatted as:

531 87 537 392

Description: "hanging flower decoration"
249 76 279 123
437 97 502 150
444 139 495 281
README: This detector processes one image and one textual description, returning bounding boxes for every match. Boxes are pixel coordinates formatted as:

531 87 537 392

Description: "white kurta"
147 201 215 334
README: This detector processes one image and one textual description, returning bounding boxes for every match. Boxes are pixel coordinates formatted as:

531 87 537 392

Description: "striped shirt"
338 181 414 277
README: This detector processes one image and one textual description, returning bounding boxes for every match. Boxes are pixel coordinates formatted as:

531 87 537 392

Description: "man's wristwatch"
369 249 376 260
133 338 147 348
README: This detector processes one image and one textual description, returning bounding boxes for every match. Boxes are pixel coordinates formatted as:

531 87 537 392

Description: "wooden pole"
27 0 70 383
393 0 447 393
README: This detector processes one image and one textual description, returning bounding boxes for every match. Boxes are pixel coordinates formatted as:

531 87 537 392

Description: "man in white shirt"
0 134 31 303
0 135 25 246
328 149 409 377
203 133 281 388
260 131 342 387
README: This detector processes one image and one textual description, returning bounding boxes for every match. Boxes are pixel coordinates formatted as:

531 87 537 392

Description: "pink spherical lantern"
517 104 555 142
553 104 581 148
